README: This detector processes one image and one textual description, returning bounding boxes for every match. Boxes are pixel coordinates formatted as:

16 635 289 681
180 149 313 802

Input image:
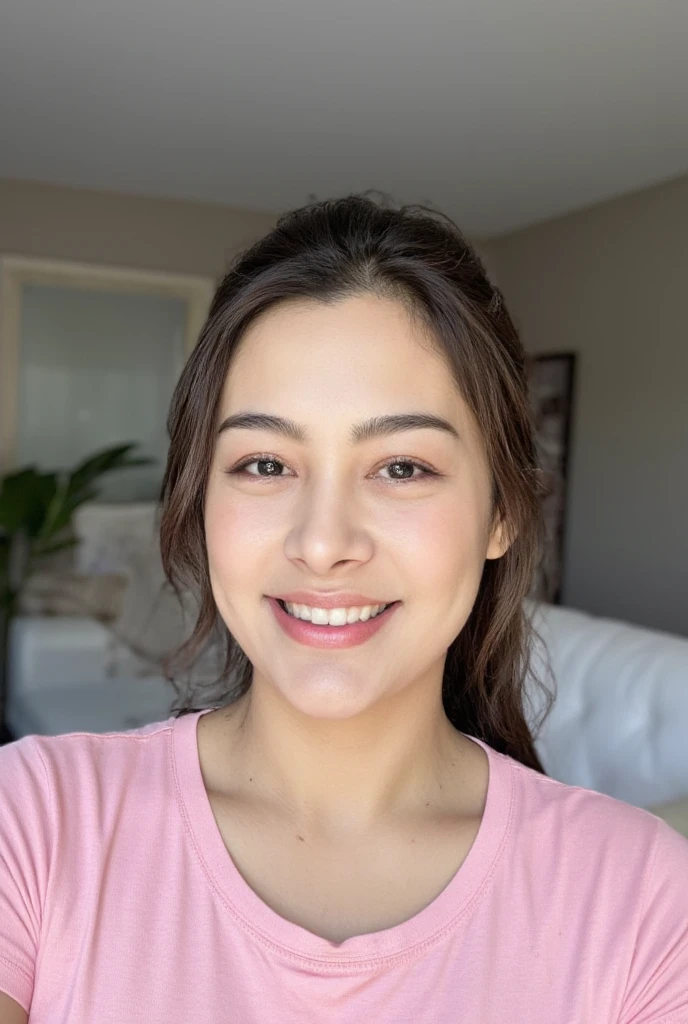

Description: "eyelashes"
226 454 441 484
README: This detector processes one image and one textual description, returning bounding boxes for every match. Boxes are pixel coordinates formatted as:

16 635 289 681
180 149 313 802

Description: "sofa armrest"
525 601 688 809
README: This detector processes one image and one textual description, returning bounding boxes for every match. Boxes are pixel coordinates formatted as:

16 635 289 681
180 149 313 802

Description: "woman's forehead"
224 295 464 407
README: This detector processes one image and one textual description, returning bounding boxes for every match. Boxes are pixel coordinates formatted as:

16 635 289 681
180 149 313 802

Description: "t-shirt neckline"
172 707 514 971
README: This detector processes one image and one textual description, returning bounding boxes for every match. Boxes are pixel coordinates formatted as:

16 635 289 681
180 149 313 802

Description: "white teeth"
283 602 390 625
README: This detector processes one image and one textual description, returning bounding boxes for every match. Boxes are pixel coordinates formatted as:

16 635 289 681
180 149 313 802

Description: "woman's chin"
269 674 383 722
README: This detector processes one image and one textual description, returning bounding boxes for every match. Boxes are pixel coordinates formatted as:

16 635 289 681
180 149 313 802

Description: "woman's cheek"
205 491 253 575
388 494 482 568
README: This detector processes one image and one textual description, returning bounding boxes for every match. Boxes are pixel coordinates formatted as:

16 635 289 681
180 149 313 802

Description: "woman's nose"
282 481 374 573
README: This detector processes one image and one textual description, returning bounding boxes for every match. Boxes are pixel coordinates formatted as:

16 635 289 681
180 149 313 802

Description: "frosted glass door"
16 283 187 501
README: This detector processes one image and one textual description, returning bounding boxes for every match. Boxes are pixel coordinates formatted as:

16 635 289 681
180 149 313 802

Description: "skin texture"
0 991 27 1023
199 292 511 941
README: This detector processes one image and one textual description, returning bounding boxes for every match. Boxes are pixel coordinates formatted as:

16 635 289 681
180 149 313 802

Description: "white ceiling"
1 0 687 238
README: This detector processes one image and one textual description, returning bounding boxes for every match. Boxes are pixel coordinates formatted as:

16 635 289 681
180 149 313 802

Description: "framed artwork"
526 352 577 605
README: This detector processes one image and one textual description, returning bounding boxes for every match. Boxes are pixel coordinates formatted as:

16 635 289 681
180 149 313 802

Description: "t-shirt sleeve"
0 735 54 1013
619 816 688 1024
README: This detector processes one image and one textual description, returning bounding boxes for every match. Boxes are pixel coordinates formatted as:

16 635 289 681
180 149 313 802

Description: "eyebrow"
217 411 461 445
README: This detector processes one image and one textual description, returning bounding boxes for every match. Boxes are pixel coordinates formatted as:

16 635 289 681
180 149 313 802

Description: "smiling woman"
161 196 552 767
198 289 520 727
1 193 687 1023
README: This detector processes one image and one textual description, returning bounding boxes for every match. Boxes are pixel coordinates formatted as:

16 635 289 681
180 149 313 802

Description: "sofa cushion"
524 600 688 809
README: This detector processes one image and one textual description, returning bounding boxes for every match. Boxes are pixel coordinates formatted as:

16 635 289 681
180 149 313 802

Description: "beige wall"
488 173 688 636
0 178 279 278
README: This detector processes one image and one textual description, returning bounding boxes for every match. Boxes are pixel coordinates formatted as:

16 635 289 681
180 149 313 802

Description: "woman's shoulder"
0 716 188 1016
0 715 183 913
0 715 178 822
485 748 688 1021
485 740 687 866
499 745 688 897
1 713 175 764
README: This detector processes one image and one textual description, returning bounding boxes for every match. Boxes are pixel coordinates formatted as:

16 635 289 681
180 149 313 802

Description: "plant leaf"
1 442 155 552
68 444 155 500
32 536 80 559
0 469 58 536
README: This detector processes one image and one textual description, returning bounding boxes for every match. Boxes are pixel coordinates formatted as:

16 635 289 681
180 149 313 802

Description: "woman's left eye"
377 459 438 482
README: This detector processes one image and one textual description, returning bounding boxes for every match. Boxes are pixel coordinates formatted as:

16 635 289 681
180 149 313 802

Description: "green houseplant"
0 443 153 741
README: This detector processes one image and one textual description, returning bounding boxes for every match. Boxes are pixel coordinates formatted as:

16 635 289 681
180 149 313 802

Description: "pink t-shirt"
1 709 687 1023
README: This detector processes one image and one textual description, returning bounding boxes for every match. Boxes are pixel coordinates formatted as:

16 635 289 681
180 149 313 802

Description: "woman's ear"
485 513 514 561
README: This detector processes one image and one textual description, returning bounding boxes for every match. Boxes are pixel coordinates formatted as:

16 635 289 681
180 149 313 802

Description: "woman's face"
204 292 509 720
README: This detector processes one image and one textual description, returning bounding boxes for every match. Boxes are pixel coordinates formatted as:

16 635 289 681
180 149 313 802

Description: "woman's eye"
230 457 289 478
377 460 436 482
227 457 438 483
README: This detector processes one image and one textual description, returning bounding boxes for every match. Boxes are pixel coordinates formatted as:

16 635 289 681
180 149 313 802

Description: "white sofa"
523 601 688 811
6 600 688 830
6 615 174 737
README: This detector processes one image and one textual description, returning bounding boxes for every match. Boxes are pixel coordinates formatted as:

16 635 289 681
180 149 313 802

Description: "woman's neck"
200 682 479 836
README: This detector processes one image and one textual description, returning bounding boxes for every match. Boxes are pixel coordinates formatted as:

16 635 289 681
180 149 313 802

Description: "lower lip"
267 597 401 648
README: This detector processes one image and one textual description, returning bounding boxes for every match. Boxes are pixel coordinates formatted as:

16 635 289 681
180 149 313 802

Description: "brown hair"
159 192 554 773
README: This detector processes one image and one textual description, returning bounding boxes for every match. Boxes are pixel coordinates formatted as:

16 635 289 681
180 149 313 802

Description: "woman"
1 194 686 1023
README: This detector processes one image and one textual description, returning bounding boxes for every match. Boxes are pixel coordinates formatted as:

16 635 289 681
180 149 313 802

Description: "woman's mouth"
267 597 401 649
277 598 397 625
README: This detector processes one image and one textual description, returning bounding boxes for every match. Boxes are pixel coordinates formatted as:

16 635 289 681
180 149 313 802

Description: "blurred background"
0 0 686 828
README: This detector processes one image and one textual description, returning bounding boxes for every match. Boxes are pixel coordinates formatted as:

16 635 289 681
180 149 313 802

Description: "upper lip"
271 591 397 609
